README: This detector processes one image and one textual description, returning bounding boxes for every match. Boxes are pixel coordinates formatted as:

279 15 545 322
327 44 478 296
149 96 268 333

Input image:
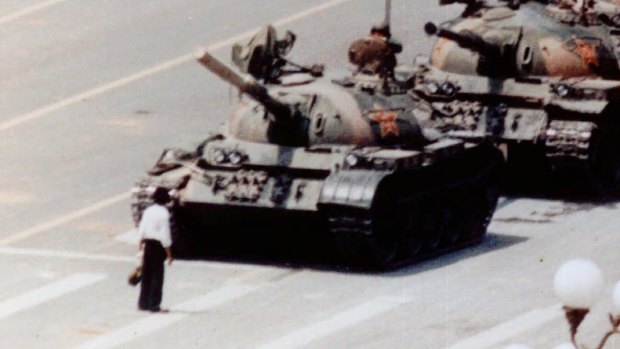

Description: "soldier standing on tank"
370 22 402 67
137 187 173 312
348 22 402 78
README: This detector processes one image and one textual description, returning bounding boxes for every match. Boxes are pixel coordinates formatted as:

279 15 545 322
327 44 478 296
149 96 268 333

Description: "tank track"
323 146 502 269
544 120 594 163
544 120 620 193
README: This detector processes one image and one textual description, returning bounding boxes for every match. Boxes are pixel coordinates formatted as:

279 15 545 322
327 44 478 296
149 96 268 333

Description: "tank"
430 0 620 79
130 24 504 269
415 0 620 193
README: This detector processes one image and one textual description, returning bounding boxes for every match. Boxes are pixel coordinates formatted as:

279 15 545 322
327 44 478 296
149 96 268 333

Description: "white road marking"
255 297 410 349
446 304 563 349
0 0 352 132
0 0 72 25
0 54 191 132
0 246 274 272
0 246 134 263
73 313 187 349
172 284 258 312
72 285 257 349
271 0 351 27
0 273 105 320
0 192 129 246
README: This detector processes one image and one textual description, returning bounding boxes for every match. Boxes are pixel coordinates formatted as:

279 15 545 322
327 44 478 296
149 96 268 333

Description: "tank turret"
424 22 518 76
427 1 620 79
195 45 429 149
412 0 620 195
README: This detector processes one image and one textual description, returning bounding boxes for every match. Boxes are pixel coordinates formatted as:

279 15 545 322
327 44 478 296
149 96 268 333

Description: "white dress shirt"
138 204 172 248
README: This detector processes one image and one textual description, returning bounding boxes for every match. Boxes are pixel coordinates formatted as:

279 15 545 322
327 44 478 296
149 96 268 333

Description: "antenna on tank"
371 0 392 39
384 0 392 31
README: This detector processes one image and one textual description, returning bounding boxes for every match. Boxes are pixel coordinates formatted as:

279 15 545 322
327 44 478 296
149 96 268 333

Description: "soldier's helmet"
370 21 391 39
348 36 395 75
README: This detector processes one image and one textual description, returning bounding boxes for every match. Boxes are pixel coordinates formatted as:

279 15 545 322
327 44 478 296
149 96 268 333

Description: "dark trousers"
138 239 166 311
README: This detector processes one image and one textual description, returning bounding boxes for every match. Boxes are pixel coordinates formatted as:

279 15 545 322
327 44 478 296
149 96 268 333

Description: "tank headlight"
425 81 440 95
555 84 571 98
345 154 359 167
229 150 245 165
440 82 457 96
213 149 227 163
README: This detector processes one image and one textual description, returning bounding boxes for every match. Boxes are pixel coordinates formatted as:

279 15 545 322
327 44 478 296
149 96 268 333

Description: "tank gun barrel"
424 22 501 57
195 49 293 120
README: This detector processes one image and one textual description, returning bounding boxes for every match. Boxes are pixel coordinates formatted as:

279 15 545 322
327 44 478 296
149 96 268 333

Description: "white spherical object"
552 343 576 349
554 259 604 309
613 280 620 314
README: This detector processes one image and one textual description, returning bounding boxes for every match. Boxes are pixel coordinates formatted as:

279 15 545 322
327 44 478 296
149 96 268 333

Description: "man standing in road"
137 187 173 312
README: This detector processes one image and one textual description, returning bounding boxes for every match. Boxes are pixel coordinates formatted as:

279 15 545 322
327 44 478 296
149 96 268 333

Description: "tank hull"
132 137 502 269
412 63 620 194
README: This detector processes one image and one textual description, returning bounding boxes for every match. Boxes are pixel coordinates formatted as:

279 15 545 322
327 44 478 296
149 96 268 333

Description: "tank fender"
319 170 391 209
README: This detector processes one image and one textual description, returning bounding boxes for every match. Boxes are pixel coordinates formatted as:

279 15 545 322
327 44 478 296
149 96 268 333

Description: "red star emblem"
573 39 599 67
369 103 399 138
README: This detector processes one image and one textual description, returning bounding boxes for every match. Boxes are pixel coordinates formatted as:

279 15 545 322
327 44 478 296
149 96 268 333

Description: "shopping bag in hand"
127 266 142 286
127 250 144 286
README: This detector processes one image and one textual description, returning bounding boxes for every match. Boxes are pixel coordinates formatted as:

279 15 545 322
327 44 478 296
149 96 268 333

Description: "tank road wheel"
462 176 500 243
420 202 444 252
366 220 399 269
399 203 425 259
363 185 401 268
440 191 468 246
329 185 401 270
400 188 461 255
330 213 398 270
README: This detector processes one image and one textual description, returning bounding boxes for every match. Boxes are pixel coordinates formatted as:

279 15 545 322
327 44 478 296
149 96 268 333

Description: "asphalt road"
1 1 619 348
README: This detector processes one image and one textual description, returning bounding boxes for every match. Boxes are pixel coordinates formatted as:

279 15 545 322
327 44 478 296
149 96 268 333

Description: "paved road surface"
1 1 619 348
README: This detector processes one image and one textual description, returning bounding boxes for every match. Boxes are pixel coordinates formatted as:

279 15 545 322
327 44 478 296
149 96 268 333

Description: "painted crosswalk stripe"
0 246 273 272
0 0 73 25
0 192 129 246
446 304 563 349
72 284 257 349
255 297 410 349
0 273 105 320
